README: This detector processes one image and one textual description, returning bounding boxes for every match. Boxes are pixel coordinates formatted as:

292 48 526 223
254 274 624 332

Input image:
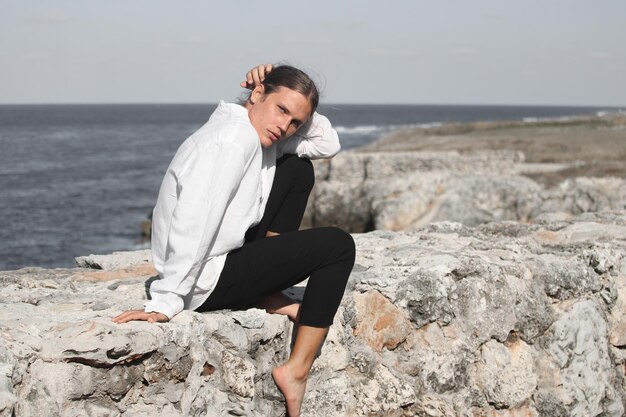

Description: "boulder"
305 151 626 232
2 211 626 416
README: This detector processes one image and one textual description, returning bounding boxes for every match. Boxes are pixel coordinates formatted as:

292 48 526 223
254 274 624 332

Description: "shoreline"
356 111 626 187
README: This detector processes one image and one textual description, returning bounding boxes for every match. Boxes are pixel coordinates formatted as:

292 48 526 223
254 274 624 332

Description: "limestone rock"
538 300 624 417
2 211 626 416
470 337 537 409
220 350 255 398
609 273 626 347
353 290 412 351
307 151 626 232
75 250 152 270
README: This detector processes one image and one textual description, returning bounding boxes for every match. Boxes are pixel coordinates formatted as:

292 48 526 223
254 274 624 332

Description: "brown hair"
250 65 319 115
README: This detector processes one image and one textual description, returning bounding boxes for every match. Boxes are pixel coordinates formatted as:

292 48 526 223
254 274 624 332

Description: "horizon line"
0 101 624 109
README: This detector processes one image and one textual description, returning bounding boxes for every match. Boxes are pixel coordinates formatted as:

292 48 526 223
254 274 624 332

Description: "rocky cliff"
304 150 626 233
304 114 626 234
2 211 626 416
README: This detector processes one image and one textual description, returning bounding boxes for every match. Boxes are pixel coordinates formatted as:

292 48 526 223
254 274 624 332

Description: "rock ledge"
2 211 626 416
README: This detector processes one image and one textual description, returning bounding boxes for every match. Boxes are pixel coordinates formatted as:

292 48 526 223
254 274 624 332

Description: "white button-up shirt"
145 101 340 318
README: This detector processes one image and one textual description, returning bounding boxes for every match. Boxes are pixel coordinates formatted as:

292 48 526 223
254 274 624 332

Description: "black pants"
196 154 355 327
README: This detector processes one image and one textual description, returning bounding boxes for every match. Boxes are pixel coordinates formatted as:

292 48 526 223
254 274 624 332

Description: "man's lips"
268 130 280 142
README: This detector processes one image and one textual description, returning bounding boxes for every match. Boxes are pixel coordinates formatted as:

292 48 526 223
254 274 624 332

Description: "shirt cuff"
144 291 184 320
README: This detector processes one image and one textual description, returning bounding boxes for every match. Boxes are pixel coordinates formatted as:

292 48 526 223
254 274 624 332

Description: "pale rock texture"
1 211 626 416
75 250 153 270
304 150 626 232
470 337 536 409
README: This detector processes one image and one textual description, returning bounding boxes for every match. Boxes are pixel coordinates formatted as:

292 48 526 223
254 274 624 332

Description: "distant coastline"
358 111 626 187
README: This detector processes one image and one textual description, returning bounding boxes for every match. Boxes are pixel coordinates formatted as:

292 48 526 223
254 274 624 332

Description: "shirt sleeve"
145 140 246 319
277 112 341 160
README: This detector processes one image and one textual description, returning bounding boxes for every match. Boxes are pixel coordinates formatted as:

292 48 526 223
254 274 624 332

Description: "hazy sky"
1 1 624 106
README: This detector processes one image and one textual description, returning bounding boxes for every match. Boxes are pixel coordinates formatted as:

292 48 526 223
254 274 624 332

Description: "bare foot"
272 364 307 417
257 292 300 322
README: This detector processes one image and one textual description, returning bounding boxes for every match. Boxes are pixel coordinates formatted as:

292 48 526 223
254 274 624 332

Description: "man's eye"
291 121 301 128
278 106 286 113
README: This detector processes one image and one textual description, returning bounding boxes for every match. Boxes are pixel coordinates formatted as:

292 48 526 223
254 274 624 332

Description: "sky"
1 1 624 106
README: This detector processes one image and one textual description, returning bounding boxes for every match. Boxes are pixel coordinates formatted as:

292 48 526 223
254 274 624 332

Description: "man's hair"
249 65 319 115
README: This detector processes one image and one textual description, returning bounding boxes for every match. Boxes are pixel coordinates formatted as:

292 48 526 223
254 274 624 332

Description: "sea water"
0 103 616 270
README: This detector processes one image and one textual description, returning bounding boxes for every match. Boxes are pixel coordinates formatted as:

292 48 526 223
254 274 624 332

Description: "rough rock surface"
2 211 626 416
303 150 626 232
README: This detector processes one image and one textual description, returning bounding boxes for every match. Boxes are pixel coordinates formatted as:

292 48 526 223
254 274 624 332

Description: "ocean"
0 103 617 270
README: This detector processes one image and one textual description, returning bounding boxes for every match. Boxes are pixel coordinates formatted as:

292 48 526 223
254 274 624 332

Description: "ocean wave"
335 122 444 135
334 125 384 135
522 110 626 124
597 109 625 117
410 122 444 129
522 115 587 124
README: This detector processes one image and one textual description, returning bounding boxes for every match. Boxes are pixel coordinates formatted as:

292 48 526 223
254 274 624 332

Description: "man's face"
247 86 312 148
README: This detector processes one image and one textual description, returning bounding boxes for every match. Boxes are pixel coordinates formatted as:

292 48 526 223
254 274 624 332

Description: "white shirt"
145 101 340 318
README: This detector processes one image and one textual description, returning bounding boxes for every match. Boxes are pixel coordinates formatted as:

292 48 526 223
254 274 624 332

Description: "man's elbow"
315 130 341 159
325 137 341 158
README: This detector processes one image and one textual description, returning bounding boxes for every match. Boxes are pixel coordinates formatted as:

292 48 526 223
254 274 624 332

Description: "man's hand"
240 63 273 89
112 309 169 324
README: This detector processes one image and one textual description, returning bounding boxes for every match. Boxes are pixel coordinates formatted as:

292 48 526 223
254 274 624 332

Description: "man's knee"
279 154 315 190
293 157 314 191
320 227 356 263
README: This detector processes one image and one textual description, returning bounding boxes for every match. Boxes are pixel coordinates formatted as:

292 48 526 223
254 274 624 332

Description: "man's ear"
249 85 265 105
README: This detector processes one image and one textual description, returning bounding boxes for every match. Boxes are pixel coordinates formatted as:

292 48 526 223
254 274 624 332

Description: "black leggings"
196 154 355 327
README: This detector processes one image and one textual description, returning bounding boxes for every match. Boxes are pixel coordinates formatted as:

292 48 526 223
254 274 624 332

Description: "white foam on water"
523 115 584 124
335 122 444 136
334 125 384 135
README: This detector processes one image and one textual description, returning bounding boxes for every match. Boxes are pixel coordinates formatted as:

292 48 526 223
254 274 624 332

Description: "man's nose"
278 117 290 134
